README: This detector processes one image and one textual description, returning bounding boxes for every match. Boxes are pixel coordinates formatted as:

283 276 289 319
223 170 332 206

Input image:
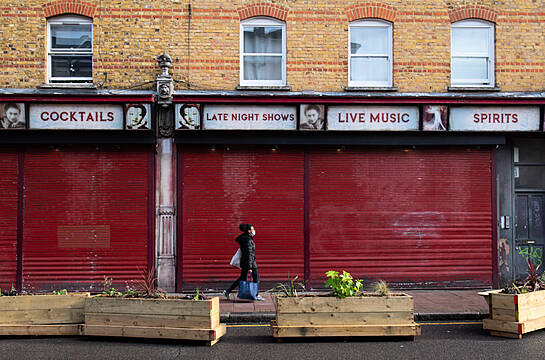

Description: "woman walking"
224 223 264 301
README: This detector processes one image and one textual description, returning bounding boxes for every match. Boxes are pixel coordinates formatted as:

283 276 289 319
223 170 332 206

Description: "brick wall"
0 0 543 92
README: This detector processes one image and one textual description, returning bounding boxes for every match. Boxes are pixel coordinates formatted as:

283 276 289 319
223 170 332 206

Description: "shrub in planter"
270 271 420 339
82 271 226 346
480 260 545 339
0 286 89 336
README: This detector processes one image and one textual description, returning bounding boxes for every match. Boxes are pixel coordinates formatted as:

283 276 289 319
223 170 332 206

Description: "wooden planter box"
0 293 89 336
479 289 545 339
271 293 420 339
82 296 226 346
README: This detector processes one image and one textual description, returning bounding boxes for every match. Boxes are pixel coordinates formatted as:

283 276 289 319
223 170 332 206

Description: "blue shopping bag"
238 280 258 300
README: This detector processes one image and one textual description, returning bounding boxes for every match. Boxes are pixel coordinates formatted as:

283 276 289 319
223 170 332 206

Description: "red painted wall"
180 146 305 286
0 149 18 291
22 145 150 292
309 148 492 287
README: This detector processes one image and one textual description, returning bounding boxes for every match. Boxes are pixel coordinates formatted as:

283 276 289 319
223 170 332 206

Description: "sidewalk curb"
221 312 489 323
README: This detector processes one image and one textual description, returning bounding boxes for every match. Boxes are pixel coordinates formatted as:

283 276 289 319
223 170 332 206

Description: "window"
349 19 392 87
451 19 494 87
240 17 286 86
47 15 93 83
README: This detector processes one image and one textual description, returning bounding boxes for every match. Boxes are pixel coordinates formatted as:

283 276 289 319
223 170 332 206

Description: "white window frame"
47 15 93 83
450 19 494 87
240 17 286 87
348 19 393 88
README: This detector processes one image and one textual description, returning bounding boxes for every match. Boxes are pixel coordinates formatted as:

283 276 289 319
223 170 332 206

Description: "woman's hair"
304 104 321 116
4 103 20 114
239 223 253 232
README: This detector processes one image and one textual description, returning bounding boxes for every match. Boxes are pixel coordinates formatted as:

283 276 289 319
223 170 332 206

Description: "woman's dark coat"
236 233 256 269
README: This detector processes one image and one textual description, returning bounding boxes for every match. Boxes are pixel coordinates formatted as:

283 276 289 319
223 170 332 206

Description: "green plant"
324 270 363 298
1 284 18 296
268 275 305 297
135 267 167 298
52 289 68 295
523 260 544 292
122 289 143 298
512 283 527 294
102 276 121 297
371 280 390 296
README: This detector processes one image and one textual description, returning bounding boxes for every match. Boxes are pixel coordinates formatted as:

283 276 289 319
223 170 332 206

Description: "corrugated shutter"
0 149 18 290
23 145 150 292
309 148 492 287
180 145 304 287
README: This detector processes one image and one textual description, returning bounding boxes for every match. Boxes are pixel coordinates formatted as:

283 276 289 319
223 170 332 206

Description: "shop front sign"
450 106 540 131
29 104 124 130
327 105 419 131
202 105 297 130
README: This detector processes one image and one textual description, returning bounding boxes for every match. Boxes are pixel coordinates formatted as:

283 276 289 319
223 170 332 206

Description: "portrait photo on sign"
176 103 201 129
299 104 325 130
422 105 448 131
0 103 25 129
125 104 151 130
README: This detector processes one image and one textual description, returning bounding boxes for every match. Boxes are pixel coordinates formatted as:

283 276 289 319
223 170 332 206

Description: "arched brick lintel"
448 5 498 23
43 0 96 19
237 2 289 21
346 3 397 22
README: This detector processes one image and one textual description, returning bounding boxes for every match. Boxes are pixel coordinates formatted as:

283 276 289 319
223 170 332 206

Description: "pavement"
215 290 490 323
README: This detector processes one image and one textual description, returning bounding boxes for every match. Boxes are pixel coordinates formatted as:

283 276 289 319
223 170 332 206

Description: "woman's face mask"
250 228 256 237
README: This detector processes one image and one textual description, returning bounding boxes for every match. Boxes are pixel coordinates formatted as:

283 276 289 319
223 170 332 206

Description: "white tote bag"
230 249 241 268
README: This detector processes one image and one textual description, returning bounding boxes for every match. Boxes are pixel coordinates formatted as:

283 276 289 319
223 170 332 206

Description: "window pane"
51 24 92 50
350 27 388 55
515 166 545 190
243 26 282 54
452 57 488 80
514 140 545 163
452 27 488 55
350 57 389 82
243 56 282 80
51 55 92 78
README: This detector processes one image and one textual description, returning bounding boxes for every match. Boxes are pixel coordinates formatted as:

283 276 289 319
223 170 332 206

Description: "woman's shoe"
223 290 230 300
255 295 265 301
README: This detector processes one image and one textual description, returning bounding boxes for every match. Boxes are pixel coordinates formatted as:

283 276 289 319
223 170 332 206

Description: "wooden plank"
517 303 545 322
85 313 218 329
0 324 80 336
520 315 545 334
0 308 84 325
83 323 227 342
208 323 227 346
489 308 517 322
85 297 216 317
489 330 522 339
482 319 519 334
271 322 420 338
0 294 88 311
517 290 545 308
275 295 414 314
276 311 413 326
478 290 502 308
490 293 516 311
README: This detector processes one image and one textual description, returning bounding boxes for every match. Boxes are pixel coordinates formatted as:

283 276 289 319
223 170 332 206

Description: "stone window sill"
345 86 398 92
236 85 291 91
447 86 501 92
39 83 97 89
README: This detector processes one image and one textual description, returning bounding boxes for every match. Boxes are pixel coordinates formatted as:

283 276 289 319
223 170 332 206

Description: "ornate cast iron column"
155 53 176 291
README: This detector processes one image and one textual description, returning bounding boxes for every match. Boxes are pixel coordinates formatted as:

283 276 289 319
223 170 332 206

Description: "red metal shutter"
23 145 151 292
309 148 492 287
0 149 18 290
180 146 304 287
